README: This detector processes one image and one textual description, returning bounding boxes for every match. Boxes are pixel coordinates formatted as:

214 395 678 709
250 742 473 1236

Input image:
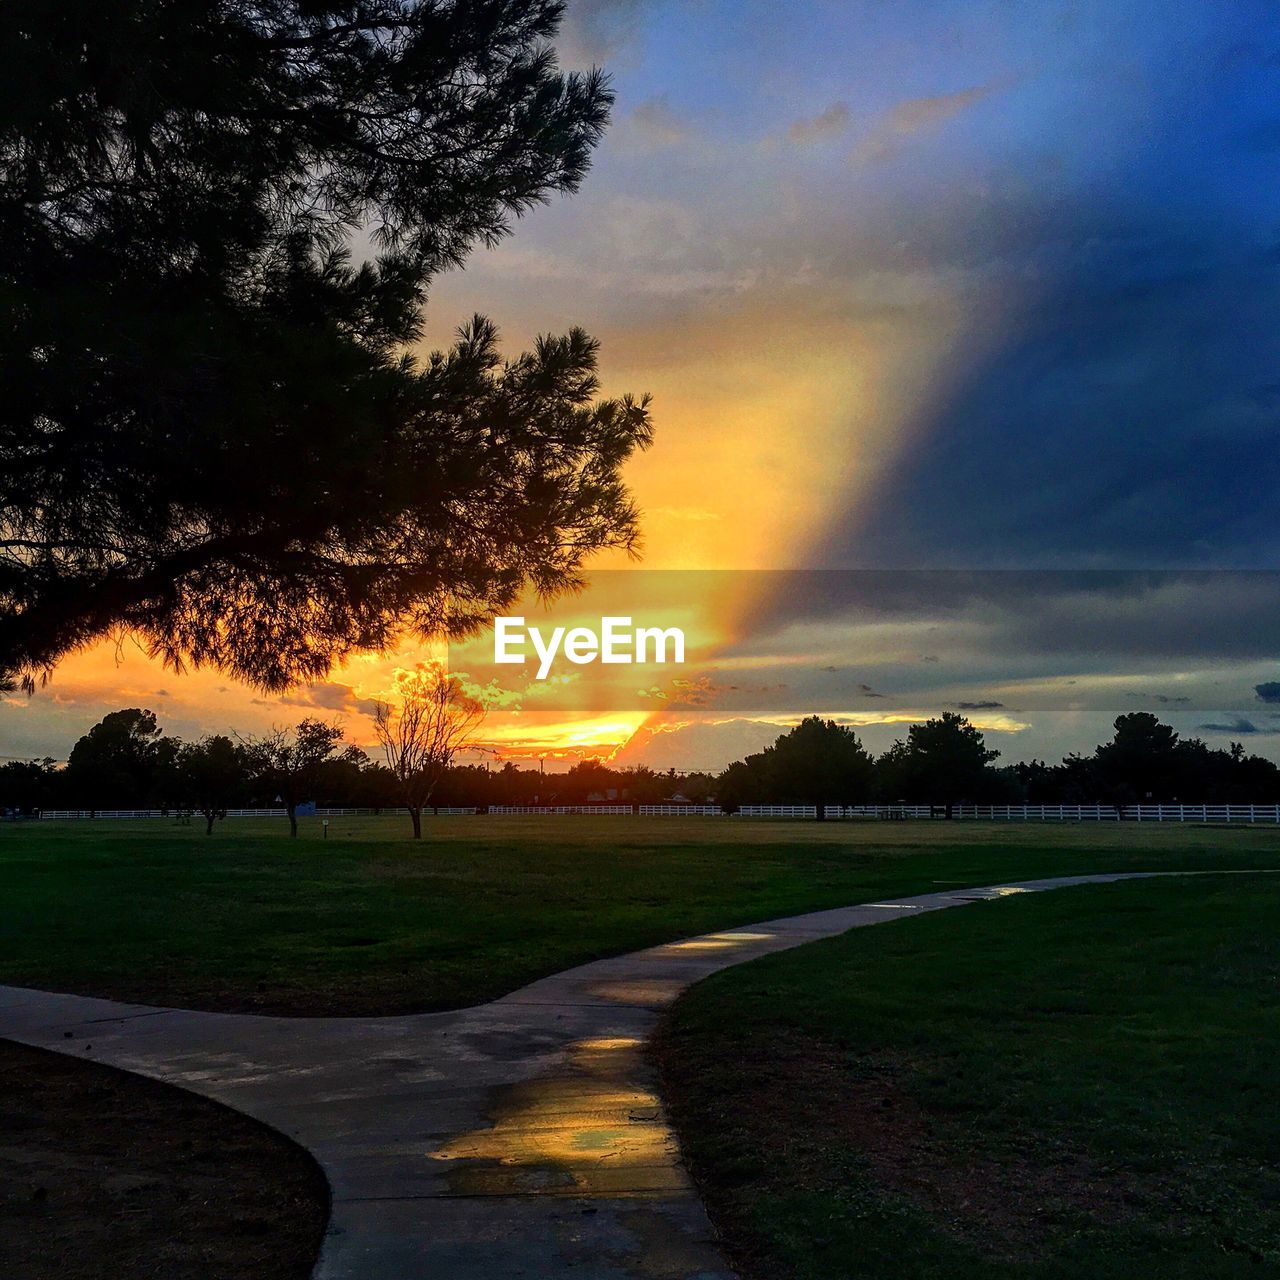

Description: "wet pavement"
0 871 1216 1278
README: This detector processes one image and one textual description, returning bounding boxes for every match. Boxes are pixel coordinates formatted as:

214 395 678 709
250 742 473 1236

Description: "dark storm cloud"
278 682 381 717
1198 717 1278 734
818 223 1280 570
1256 682 1280 702
788 22 1280 577
730 570 1280 667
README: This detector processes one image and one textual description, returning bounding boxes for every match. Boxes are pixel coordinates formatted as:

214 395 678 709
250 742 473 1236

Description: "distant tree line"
717 712 1280 812
0 707 719 831
5 709 1280 828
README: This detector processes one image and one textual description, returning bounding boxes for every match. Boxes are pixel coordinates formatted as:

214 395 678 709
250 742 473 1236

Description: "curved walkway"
0 871 1250 1279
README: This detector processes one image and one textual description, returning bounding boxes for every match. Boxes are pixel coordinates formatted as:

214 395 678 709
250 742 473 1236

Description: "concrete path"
0 871 1220 1278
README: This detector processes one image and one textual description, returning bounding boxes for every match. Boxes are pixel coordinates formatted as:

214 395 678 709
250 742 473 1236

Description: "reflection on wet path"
664 932 777 951
945 885 1031 901
431 1035 687 1197
427 930 802 1206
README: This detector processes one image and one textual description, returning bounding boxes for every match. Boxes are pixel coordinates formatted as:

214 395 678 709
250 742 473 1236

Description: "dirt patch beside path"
0 1039 327 1279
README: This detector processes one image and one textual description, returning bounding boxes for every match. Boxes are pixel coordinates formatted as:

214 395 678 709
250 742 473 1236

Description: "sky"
4 0 1280 769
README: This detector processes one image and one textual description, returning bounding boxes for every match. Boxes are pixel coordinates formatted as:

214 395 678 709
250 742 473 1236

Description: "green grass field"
2 815 1279 1014
657 874 1280 1279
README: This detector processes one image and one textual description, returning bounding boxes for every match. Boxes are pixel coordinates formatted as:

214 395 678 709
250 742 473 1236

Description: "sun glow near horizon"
5 287 1023 768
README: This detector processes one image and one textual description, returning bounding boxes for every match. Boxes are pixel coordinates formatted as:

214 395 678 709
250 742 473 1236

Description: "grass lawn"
656 874 1280 1279
1 815 1279 1014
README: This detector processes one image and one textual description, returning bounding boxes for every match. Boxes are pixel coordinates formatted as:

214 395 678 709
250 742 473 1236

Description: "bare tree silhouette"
374 665 485 838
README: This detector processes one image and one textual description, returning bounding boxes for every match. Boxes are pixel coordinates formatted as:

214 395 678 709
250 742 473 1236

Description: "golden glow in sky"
1 275 1013 766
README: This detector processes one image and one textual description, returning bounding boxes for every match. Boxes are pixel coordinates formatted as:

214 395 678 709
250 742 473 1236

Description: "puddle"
949 885 1031 902
584 979 688 1008
660 930 777 953
430 1035 688 1197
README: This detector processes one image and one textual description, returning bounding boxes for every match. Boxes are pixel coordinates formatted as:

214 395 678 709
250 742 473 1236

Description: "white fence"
1126 804 1280 823
318 806 480 816
31 803 1280 823
824 804 935 820
38 809 174 820
639 804 723 816
488 804 635 815
951 804 1119 821
488 805 720 816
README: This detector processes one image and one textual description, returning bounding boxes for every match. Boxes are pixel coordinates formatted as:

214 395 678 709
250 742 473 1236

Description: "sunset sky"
4 0 1280 769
